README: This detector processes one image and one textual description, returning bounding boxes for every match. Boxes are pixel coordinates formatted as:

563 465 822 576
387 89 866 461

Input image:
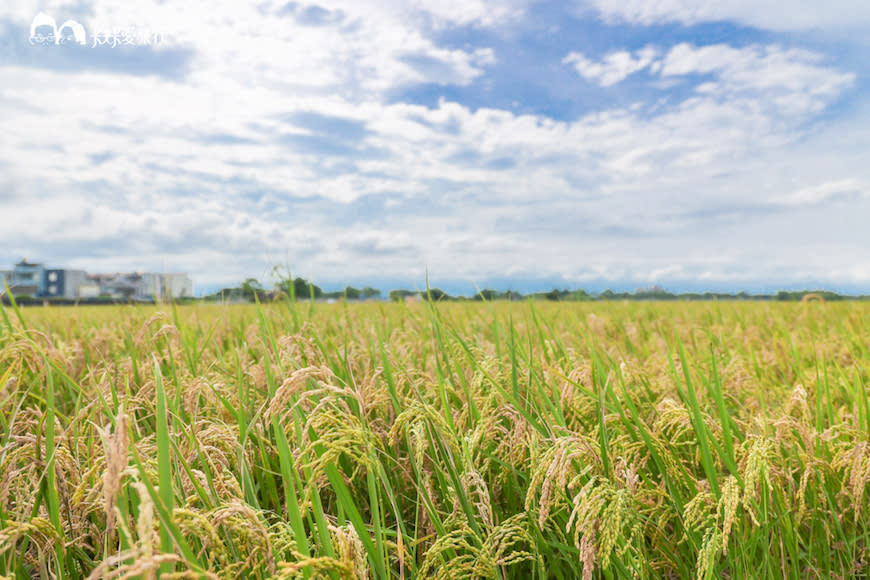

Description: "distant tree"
343 286 361 300
426 288 448 301
389 289 414 302
634 287 675 300
679 293 704 301
276 278 292 299
569 289 591 301
277 277 323 300
360 286 381 298
545 289 561 301
241 278 264 301
475 289 498 301
223 287 242 299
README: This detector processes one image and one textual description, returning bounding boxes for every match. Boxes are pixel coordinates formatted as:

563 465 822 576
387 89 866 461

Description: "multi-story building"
77 283 101 299
92 272 194 301
89 273 146 299
158 273 194 299
5 259 46 297
43 269 89 298
171 273 194 298
141 273 165 299
1 259 194 300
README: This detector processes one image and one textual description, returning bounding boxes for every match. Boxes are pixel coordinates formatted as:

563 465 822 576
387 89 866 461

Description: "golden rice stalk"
87 478 182 580
579 529 596 580
212 500 277 576
98 407 129 541
718 476 741 555
483 513 538 570
415 525 479 579
794 457 816 526
682 490 716 535
740 436 773 526
266 365 337 422
417 515 536 579
460 469 494 531
276 554 354 578
86 552 175 580
695 527 722 580
134 481 156 580
329 523 369 580
172 508 227 570
832 441 870 522
785 383 811 421
567 476 637 573
526 435 598 529
389 402 458 466
0 374 15 401
0 517 59 557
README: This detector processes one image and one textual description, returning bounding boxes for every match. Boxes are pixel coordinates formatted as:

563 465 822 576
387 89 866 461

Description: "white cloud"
564 42 855 125
777 179 870 207
563 46 657 86
1 0 503 97
406 0 528 28
579 0 870 32
660 44 855 114
1 2 869 289
4 64 866 287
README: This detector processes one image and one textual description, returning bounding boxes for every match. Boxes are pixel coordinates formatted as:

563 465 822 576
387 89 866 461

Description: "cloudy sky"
2 0 870 295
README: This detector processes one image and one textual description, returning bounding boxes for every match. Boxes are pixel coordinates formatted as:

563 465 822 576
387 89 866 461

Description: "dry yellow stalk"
98 407 129 540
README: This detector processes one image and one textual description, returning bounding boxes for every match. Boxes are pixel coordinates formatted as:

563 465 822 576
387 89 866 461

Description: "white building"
90 273 147 299
1 260 194 301
44 269 88 298
88 272 194 301
164 273 194 299
5 260 44 297
78 283 100 299
142 273 194 300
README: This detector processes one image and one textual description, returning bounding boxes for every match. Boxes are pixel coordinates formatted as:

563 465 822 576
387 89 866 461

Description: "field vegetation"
0 298 868 578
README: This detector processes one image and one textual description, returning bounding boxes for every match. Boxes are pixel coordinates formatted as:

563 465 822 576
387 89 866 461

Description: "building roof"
15 259 43 268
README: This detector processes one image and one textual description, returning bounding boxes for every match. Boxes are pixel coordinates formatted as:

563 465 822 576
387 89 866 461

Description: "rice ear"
100 407 129 542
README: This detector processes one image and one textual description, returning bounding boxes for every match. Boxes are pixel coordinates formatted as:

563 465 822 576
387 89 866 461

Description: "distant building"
139 273 193 300
1 259 194 301
89 273 144 299
77 283 100 299
43 269 88 298
161 273 194 299
91 272 194 301
6 259 46 297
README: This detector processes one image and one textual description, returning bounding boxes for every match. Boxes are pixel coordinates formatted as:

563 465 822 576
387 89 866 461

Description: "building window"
49 285 57 294
48 272 58 282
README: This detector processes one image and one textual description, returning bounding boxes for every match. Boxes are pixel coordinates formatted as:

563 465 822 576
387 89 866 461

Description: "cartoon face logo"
29 12 87 45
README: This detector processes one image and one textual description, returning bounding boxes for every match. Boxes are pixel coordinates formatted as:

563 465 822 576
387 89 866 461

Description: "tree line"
203 278 870 303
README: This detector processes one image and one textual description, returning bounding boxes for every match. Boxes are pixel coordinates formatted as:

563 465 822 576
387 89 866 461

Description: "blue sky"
2 0 870 296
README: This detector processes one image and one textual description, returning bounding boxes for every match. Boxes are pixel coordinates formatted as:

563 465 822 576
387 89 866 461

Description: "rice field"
1 298 869 579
